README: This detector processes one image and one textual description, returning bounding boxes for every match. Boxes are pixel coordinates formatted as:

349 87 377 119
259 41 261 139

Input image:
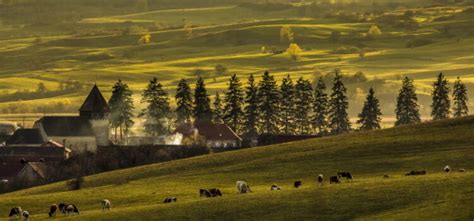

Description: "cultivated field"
0 116 473 220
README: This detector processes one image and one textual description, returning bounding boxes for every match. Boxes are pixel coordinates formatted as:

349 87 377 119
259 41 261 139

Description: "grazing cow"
405 170 426 176
383 175 390 179
444 165 451 173
48 204 58 217
294 181 302 188
101 199 111 211
459 168 465 172
337 171 353 180
163 197 177 203
58 203 66 214
209 188 222 197
22 211 29 220
199 189 212 198
317 174 324 185
8 207 22 218
236 181 252 194
270 184 281 191
330 176 340 184
64 204 79 216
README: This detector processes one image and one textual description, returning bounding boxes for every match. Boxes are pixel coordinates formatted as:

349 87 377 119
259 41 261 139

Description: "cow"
405 170 426 176
8 207 22 218
21 211 29 220
58 203 66 214
459 168 466 172
294 181 302 188
444 165 451 173
236 181 252 194
209 188 222 197
317 174 324 185
199 189 212 198
330 176 340 184
101 199 111 211
163 197 177 203
48 204 58 217
337 171 353 180
64 204 79 216
270 184 281 191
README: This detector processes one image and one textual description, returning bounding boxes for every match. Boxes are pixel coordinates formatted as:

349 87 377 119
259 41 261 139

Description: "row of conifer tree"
107 71 469 138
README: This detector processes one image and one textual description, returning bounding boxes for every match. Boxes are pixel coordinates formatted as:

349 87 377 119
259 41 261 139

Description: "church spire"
79 85 110 119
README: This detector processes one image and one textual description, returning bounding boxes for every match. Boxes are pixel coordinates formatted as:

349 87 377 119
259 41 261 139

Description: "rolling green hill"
1 117 473 220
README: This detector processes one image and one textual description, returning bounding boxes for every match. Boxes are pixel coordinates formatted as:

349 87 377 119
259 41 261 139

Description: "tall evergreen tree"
108 79 135 143
213 92 224 123
175 79 193 124
193 77 212 121
395 77 421 126
328 71 351 134
223 74 244 133
312 77 329 135
140 77 170 136
294 77 313 134
279 75 296 135
357 88 382 130
243 74 259 137
431 73 450 120
257 71 280 134
452 76 469 118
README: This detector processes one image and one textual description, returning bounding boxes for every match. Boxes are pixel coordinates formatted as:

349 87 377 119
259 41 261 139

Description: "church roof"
6 128 47 145
79 85 110 113
35 116 94 137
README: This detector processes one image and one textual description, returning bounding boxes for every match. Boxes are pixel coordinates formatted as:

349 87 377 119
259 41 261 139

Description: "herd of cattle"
6 166 466 219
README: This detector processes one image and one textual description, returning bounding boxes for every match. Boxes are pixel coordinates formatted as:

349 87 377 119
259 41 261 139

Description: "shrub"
406 39 435 48
67 176 84 191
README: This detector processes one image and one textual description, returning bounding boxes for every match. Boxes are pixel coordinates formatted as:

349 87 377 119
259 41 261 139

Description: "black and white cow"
317 174 324 185
8 207 22 218
294 181 302 188
101 199 111 211
163 197 177 203
48 204 58 217
236 181 252 194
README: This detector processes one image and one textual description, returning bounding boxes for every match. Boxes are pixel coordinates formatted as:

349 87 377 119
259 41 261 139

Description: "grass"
0 116 473 220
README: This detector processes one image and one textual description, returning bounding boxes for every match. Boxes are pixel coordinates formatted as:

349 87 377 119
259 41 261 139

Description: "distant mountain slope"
1 116 473 220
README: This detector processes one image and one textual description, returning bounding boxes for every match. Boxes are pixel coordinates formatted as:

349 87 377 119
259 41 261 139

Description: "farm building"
0 162 50 184
33 85 110 153
176 121 242 148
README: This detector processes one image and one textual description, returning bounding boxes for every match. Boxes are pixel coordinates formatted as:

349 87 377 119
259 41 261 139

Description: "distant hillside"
1 116 473 220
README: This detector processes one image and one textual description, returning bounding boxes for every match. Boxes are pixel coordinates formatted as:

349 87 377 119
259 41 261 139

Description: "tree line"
108 71 469 142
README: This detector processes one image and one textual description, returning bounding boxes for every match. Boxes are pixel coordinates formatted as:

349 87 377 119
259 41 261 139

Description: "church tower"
79 85 110 146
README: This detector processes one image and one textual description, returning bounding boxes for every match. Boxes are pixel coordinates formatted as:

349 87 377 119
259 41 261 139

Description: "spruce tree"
140 77 170 136
395 77 421 126
294 77 313 134
257 71 280 134
357 88 382 130
175 79 193 124
279 74 296 135
213 92 224 123
108 79 135 143
243 74 259 137
452 76 469 118
193 77 212 121
312 77 329 135
223 74 244 133
328 71 351 134
431 73 450 120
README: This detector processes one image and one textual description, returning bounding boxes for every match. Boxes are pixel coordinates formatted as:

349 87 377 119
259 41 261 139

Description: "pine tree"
279 75 296 135
108 79 135 143
395 77 421 126
257 71 280 134
357 88 382 130
223 74 244 133
243 74 259 137
431 73 450 120
140 77 170 136
294 77 313 134
312 77 329 135
193 77 212 121
452 76 469 118
328 71 351 134
175 79 193 124
213 92 224 123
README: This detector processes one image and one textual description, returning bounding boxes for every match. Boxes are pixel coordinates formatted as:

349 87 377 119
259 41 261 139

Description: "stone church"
34 85 110 153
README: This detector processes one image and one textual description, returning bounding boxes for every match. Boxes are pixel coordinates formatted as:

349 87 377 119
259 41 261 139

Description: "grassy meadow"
0 116 473 220
0 2 474 122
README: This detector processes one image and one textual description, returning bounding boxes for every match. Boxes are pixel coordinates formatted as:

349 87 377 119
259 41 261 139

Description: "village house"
33 85 110 153
0 162 50 185
176 121 242 148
